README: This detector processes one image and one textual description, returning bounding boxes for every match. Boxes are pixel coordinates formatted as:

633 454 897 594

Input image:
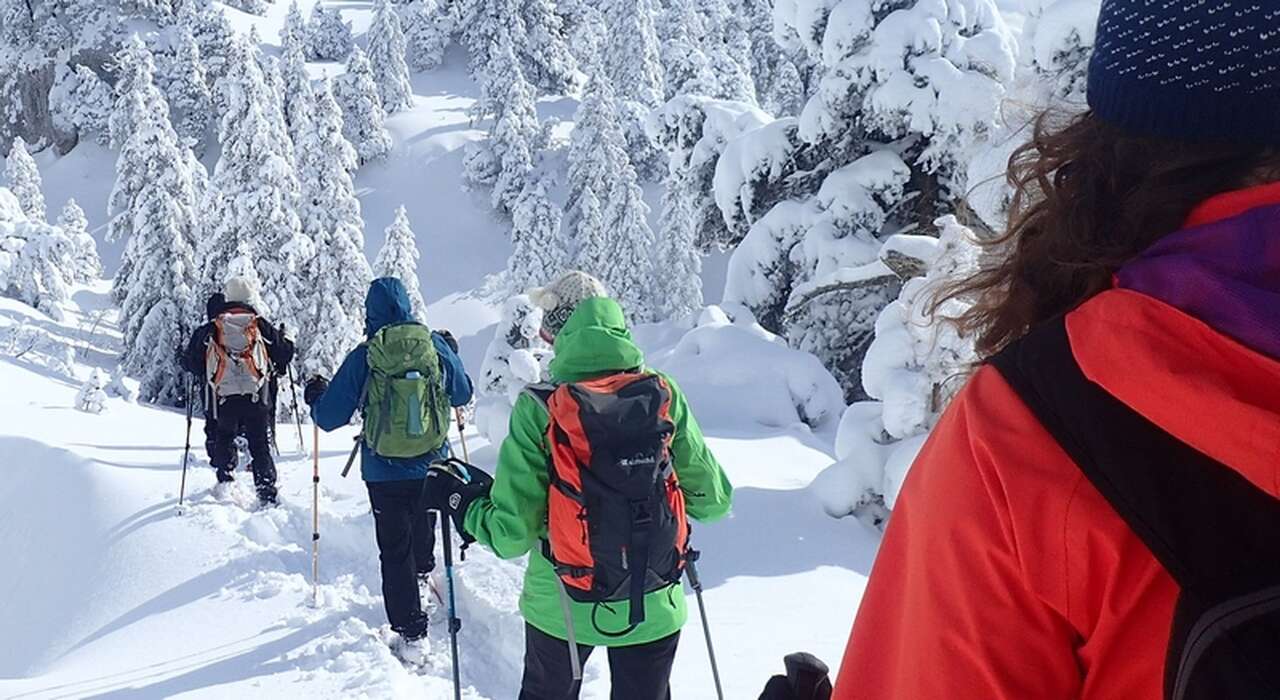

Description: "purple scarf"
1116 202 1280 360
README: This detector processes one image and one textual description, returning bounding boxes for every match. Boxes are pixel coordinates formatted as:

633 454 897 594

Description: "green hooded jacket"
464 297 734 646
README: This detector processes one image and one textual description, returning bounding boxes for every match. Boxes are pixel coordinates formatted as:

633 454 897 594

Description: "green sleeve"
663 373 733 522
464 393 550 559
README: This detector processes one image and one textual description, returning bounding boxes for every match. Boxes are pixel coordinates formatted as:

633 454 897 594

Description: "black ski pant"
210 394 276 502
202 385 218 462
518 623 679 700
367 479 438 639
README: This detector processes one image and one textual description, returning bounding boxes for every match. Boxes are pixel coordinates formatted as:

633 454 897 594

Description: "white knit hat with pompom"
529 271 608 339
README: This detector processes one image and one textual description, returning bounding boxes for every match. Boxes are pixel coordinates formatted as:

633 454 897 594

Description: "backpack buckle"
630 499 653 527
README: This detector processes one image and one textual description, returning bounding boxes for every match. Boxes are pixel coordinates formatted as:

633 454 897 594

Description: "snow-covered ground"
0 3 881 696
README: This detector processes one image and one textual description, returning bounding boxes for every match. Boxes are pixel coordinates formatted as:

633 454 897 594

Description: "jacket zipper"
1171 584 1280 700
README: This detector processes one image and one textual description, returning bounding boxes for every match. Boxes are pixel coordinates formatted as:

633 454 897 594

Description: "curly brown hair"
945 110 1280 358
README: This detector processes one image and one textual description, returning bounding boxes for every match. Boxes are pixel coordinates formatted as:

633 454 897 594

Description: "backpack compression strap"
989 316 1280 700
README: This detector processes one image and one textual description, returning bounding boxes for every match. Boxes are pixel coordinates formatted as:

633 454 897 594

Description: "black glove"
437 329 459 354
757 653 833 700
304 376 329 406
424 460 494 544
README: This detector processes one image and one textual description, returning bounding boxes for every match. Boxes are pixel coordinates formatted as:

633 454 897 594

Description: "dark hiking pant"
202 385 218 462
519 623 679 700
367 479 438 639
210 394 276 502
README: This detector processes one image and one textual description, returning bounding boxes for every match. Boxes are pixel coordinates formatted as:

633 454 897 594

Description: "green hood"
548 297 645 382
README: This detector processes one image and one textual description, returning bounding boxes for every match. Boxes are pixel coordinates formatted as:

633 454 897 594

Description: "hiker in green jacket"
424 271 733 700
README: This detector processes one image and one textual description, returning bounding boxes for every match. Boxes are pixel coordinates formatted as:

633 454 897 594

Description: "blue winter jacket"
311 278 474 482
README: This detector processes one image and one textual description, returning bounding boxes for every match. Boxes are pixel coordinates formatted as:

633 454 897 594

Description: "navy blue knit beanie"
1087 0 1280 144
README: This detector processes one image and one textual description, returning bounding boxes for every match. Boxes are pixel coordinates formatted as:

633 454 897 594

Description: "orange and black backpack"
525 371 691 635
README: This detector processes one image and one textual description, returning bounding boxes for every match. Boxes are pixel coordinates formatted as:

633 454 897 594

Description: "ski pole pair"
439 409 472 700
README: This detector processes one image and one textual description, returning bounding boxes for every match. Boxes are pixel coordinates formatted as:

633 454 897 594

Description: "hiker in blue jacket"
304 277 473 644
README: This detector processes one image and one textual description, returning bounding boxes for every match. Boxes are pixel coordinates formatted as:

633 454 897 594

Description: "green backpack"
363 323 452 459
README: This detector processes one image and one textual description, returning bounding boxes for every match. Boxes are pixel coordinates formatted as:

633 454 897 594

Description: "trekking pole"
686 551 725 700
454 408 471 463
287 364 306 456
440 506 463 700
311 423 320 607
177 378 195 515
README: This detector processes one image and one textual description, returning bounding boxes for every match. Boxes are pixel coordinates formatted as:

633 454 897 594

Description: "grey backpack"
205 311 270 406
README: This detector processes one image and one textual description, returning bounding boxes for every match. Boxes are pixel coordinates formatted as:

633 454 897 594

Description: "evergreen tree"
602 174 656 323
280 40 313 144
659 0 716 98
600 0 664 178
564 74 628 254
109 65 199 405
402 0 449 72
488 49 538 215
507 181 567 294
281 0 308 56
50 65 113 146
561 0 606 75
653 174 702 321
461 0 525 86
110 36 168 150
0 191 74 320
158 22 213 153
4 139 45 222
520 0 577 93
185 2 236 95
198 37 308 332
373 205 427 320
57 199 101 284
570 187 607 276
307 4 354 61
334 46 393 164
367 0 415 113
224 0 268 16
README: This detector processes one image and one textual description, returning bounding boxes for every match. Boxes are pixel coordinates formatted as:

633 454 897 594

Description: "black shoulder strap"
991 317 1280 699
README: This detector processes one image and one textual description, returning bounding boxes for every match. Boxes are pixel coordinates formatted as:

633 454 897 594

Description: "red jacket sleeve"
833 367 1084 700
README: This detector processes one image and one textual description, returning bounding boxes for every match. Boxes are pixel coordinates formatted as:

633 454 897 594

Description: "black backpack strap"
990 317 1280 700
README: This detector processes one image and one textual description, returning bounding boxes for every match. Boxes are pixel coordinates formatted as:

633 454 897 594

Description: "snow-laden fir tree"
570 188 607 278
110 36 169 150
373 205 427 320
658 0 716 99
600 0 665 178
401 0 450 72
197 36 308 332
280 40 313 145
223 0 267 16
601 174 656 323
519 0 577 93
559 0 606 76
4 139 46 222
488 44 538 215
0 187 73 319
368 0 415 113
507 181 567 294
334 46 393 164
57 198 101 284
462 0 575 95
281 0 309 56
294 78 369 359
111 73 200 405
185 2 236 93
564 74 628 252
718 0 1015 399
308 4 353 61
158 22 213 153
49 65 114 147
653 172 702 321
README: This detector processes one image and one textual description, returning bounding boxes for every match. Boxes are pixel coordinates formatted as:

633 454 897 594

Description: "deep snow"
0 2 881 696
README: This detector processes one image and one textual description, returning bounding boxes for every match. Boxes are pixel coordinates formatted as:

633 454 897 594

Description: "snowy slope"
1 2 883 696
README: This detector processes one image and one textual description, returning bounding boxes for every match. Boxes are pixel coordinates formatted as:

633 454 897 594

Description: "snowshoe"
382 627 430 669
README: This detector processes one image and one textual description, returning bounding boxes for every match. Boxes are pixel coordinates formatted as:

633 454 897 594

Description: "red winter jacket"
833 185 1280 699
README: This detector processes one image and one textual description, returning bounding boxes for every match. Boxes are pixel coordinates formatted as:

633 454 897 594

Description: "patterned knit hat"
224 276 258 306
528 271 609 340
1087 1 1280 144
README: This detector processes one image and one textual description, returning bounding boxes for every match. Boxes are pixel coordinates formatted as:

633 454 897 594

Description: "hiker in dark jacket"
200 292 225 462
183 276 294 505
304 277 473 645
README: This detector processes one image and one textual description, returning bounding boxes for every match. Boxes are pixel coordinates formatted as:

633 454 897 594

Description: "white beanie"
224 276 258 305
529 271 608 338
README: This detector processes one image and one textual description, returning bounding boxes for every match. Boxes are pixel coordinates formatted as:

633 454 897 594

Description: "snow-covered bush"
308 4 354 62
474 295 550 445
811 216 981 524
334 47 393 164
76 368 109 414
0 187 73 319
4 139 46 222
106 371 139 402
1025 0 1100 102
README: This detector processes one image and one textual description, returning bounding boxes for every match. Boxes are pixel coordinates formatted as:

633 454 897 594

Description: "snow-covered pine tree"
223 0 267 16
507 181 567 294
559 0 606 75
185 2 236 94
57 198 101 284
281 0 309 57
334 46 393 164
461 0 525 104
600 0 665 178
373 205 427 320
50 64 114 146
197 36 308 332
110 68 200 404
294 78 369 363
601 172 656 323
520 0 577 93
401 0 449 72
570 187 607 275
653 170 702 321
110 35 168 150
158 21 213 154
307 4 354 61
658 0 716 99
280 39 313 146
0 187 73 319
368 0 415 113
564 73 627 250
718 0 1015 399
4 139 46 222
488 44 538 215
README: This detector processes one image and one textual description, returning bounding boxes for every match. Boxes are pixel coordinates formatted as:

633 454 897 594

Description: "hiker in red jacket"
834 2 1280 699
